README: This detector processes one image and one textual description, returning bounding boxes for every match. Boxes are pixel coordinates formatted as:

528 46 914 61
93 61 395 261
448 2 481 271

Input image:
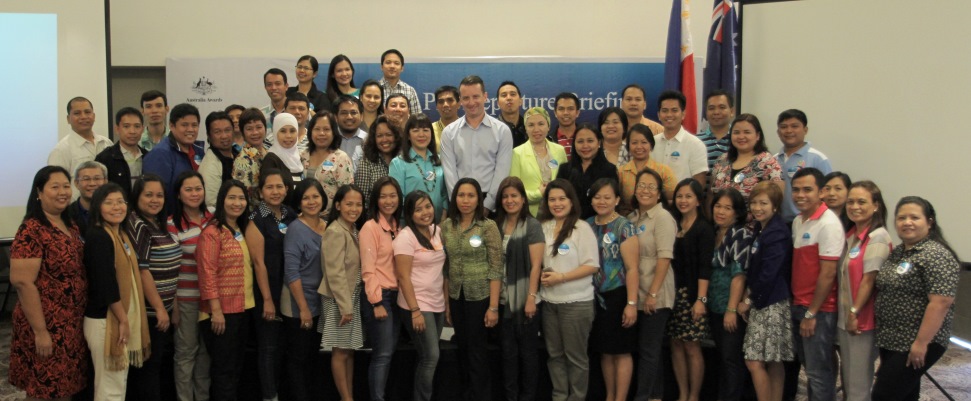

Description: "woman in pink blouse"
709 114 783 200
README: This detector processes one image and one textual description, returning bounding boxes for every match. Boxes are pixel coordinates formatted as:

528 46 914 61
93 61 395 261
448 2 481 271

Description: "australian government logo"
187 76 223 103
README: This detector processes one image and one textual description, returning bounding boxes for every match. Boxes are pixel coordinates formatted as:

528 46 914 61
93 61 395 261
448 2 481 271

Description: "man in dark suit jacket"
96 107 148 196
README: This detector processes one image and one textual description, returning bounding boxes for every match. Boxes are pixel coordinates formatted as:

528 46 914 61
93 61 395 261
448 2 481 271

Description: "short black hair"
704 89 735 109
224 104 246 114
496 81 521 98
435 85 459 101
284 92 310 110
239 107 266 131
169 103 200 126
263 68 288 85
792 167 825 189
554 92 580 110
381 49 404 65
204 111 233 137
777 109 808 126
332 94 363 114
115 107 144 126
621 84 646 99
140 90 167 107
657 90 686 110
66 96 92 114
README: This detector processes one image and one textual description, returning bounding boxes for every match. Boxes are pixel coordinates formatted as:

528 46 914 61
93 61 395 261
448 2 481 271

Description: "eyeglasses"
636 183 659 193
80 176 105 183
295 65 313 71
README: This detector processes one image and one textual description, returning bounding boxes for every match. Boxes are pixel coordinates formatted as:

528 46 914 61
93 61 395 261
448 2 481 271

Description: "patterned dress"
303 149 354 216
710 151 783 199
8 219 89 398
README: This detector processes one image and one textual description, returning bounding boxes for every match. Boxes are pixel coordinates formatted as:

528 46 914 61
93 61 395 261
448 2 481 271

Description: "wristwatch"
849 307 859 315
697 296 708 304
627 300 637 306
804 310 816 320
742 298 752 305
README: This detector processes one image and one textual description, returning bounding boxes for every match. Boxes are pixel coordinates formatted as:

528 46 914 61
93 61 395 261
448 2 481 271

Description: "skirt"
318 283 364 350
743 299 795 362
590 286 637 354
665 287 711 341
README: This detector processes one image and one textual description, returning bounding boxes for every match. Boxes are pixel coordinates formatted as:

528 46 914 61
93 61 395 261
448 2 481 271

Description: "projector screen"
0 1 109 238
740 0 971 259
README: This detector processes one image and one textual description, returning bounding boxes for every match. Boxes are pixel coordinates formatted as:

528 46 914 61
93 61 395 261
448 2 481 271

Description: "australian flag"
703 0 740 105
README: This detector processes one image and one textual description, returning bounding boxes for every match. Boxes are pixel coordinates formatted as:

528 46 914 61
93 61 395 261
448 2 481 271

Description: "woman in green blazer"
509 107 569 216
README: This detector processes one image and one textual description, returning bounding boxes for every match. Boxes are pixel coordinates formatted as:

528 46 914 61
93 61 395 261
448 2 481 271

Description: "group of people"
9 49 959 401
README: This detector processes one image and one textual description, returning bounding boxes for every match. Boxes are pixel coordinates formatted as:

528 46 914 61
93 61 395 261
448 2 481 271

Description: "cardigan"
197 224 250 314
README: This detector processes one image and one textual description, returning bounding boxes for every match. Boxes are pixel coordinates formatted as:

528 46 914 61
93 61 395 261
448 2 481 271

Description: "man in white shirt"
261 68 288 137
650 90 709 186
49 96 113 200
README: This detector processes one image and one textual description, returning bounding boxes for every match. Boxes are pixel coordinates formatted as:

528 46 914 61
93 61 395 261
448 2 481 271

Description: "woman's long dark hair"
131 174 168 230
894 196 958 260
362 116 400 163
402 190 437 251
445 177 486 228
170 170 205 232
360 79 385 116
213 180 250 233
495 176 533 228
89 182 128 229
565 123 607 169
24 166 74 228
537 179 582 257
325 54 356 104
368 176 403 224
671 178 708 222
727 113 769 162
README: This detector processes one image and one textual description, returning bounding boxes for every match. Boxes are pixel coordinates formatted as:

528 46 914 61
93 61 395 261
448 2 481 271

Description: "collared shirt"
498 113 528 148
710 151 783 199
360 215 399 304
633 116 665 135
120 146 143 187
791 203 845 312
548 126 574 161
837 226 891 332
380 78 422 113
389 149 448 218
260 104 281 134
433 120 448 151
441 218 504 302
393 225 447 312
199 147 239 208
233 144 265 207
307 149 355 216
48 132 113 199
875 238 959 352
338 128 368 172
696 127 731 191
651 127 709 183
618 158 677 205
775 142 832 222
281 218 323 317
628 203 677 310
139 125 168 151
539 219 600 304
354 156 390 208
440 115 513 211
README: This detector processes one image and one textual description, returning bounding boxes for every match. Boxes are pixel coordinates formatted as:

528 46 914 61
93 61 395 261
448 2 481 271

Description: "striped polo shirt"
127 213 181 316
166 211 213 304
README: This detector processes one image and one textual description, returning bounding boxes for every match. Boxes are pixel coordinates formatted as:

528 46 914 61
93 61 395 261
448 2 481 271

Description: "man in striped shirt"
697 90 735 191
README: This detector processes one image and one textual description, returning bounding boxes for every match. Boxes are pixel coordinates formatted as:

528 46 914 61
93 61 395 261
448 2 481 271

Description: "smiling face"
436 92 459 121
895 203 930 247
260 174 287 207
171 115 200 147
361 85 382 113
731 120 759 154
412 197 435 228
497 84 522 115
409 125 432 152
455 183 479 217
658 99 684 131
333 60 354 87
336 190 364 225
374 123 397 156
845 187 876 227
275 124 298 149
299 185 324 216
573 128 600 162
38 172 72 215
591 185 619 217
223 186 248 221
777 117 808 150
264 73 287 102
749 193 775 226
555 98 579 127
285 101 309 126
600 111 624 142
635 175 661 211
311 117 334 149
501 186 524 216
178 177 205 210
116 114 144 149
459 83 487 121
295 59 316 85
791 175 822 215
376 183 400 219
705 94 734 130
208 119 235 152
628 130 653 161
712 195 737 228
546 188 572 220
100 191 128 227
821 177 849 211
386 97 410 127
675 185 699 216
75 167 106 201
137 181 165 218
525 114 549 144
67 99 96 135
381 53 403 81
243 120 266 147
337 102 362 132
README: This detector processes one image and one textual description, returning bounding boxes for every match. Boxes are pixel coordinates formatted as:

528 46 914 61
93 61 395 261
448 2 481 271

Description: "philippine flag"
663 0 698 134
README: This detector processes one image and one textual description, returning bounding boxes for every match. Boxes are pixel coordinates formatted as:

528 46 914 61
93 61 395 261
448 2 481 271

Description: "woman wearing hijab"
267 113 305 184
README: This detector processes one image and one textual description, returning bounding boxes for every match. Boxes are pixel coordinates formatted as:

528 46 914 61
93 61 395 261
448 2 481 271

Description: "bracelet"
727 307 737 313
488 307 499 312
410 307 420 312
528 293 537 298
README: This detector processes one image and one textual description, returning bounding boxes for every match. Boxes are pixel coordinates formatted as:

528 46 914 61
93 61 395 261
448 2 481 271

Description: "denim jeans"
283 315 322 401
360 289 400 401
709 312 748 401
500 310 541 401
543 301 595 401
250 308 284 400
127 315 174 401
201 311 249 401
791 305 837 401
449 294 492 401
633 308 671 401
401 308 444 401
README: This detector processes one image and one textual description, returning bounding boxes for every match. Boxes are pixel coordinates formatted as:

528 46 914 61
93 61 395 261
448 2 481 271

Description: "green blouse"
441 217 503 301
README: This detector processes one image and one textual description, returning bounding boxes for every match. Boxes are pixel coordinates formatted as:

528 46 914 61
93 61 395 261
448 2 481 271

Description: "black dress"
556 155 618 219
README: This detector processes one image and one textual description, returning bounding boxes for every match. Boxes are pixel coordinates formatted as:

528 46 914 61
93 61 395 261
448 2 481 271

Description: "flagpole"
737 1 745 113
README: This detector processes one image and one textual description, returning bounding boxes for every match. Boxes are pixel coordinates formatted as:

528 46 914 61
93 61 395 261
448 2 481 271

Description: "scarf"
502 219 533 324
268 113 304 175
103 226 151 371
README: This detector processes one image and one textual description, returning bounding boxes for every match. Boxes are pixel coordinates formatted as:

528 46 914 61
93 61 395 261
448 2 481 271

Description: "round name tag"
424 170 436 181
733 172 746 184
122 242 131 255
671 151 681 160
548 159 559 169
322 160 335 171
751 240 760 254
896 261 913 275
802 232 811 242
557 243 570 255
194 154 204 164
469 235 483 248
638 224 647 235
233 231 244 242
848 246 861 259
278 221 288 234
787 167 799 177
603 232 616 244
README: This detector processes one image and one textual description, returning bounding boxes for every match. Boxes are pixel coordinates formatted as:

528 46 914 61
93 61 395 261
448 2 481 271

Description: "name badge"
233 231 244 242
122 242 131 256
278 221 288 234
802 232 811 243
787 166 799 178
547 159 559 169
322 160 335 171
557 243 570 255
751 240 760 254
637 224 647 235
469 235 483 248
424 170 436 181
733 172 746 184
603 232 616 244
194 154 204 164
848 246 860 259
671 151 681 160
896 261 913 275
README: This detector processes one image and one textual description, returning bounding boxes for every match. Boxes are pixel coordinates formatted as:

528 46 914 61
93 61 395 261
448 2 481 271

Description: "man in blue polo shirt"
144 103 205 212
775 109 832 223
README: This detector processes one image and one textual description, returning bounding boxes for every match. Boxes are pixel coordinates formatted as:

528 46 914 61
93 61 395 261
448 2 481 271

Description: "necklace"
412 153 438 193
595 212 618 225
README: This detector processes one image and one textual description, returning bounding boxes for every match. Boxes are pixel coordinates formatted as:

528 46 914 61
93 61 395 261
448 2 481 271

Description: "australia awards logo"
191 76 217 95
